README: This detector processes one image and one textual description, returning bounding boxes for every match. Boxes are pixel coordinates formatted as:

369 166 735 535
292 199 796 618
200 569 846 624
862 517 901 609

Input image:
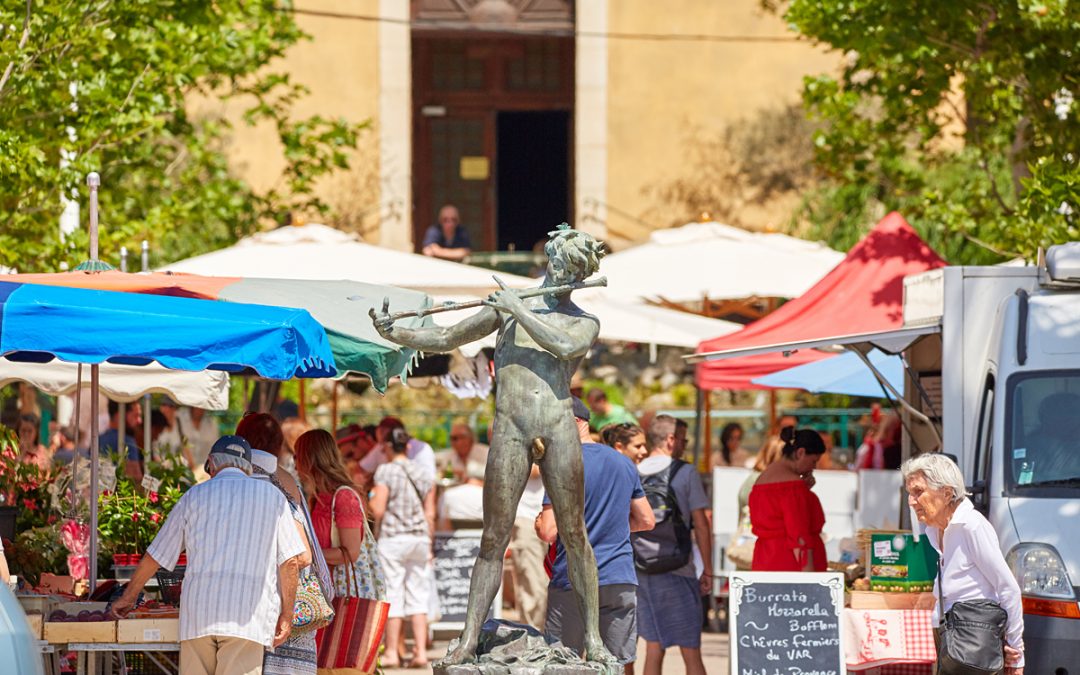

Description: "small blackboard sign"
431 529 500 631
729 572 846 675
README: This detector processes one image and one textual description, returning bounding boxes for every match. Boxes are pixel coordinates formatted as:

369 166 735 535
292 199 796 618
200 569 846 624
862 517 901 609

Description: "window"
973 374 995 483
1005 371 1080 495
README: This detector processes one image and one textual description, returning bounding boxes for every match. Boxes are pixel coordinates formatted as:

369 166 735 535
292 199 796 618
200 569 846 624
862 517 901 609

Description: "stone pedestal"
432 620 618 675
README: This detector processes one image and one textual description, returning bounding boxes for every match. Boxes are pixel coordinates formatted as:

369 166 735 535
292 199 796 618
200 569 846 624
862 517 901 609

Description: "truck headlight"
1007 543 1076 600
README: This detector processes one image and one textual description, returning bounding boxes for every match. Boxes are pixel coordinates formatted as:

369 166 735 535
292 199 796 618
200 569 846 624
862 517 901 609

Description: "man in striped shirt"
112 435 306 675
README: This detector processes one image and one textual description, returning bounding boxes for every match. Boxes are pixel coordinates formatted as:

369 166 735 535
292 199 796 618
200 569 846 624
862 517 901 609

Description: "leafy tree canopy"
769 0 1080 263
0 0 363 273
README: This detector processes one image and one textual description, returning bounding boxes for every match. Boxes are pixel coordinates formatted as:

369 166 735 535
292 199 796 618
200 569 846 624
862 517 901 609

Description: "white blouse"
925 498 1025 667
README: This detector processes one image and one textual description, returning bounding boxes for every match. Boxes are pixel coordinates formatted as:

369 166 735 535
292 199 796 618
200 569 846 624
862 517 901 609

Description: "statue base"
433 620 618 675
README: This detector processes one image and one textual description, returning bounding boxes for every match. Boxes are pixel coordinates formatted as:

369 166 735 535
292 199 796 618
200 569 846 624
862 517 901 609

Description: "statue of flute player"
370 224 616 667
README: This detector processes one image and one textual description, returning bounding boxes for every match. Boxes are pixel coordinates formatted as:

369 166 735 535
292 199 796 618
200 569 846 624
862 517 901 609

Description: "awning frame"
685 324 941 364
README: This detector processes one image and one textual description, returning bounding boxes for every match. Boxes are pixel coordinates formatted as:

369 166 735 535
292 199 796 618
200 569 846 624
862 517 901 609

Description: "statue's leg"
440 424 531 665
541 423 617 665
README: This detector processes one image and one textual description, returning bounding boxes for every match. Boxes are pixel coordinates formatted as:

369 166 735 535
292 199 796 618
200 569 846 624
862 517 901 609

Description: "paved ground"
383 630 731 673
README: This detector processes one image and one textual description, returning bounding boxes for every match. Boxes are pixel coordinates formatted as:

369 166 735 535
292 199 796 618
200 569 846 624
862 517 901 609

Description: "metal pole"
142 241 151 457
331 381 339 432
120 246 128 272
89 364 100 592
87 173 100 261
86 171 101 591
71 365 83 516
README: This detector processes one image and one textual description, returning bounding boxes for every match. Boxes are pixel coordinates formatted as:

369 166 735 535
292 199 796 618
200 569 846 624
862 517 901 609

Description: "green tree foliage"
0 1 363 272
770 0 1080 262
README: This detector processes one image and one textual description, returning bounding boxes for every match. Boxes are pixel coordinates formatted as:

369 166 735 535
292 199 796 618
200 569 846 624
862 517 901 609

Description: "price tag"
141 474 162 493
100 470 117 493
143 628 162 641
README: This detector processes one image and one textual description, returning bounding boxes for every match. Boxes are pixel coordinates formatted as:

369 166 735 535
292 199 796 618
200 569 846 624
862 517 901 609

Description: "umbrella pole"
89 364 100 592
142 241 152 459
87 171 102 593
331 381 339 432
299 379 307 423
71 365 83 516
703 390 712 467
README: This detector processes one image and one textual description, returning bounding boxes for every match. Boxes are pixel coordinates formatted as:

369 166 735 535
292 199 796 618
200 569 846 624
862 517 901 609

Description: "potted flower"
0 424 57 541
98 478 184 574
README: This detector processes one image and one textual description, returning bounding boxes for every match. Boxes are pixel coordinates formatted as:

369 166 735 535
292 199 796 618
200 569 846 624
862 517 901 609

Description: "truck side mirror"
969 479 989 515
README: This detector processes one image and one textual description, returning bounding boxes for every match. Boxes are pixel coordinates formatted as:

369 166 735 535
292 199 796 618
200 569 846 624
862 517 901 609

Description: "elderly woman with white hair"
902 453 1025 674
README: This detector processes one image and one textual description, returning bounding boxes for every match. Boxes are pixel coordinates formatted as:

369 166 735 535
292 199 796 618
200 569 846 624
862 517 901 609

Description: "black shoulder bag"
936 546 1009 675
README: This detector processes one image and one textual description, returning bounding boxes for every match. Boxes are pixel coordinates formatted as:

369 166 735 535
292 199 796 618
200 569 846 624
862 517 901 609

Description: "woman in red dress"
749 427 828 572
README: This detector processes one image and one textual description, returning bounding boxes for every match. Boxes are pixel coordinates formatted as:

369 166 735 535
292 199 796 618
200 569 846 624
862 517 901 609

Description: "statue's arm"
371 304 500 353
512 309 598 360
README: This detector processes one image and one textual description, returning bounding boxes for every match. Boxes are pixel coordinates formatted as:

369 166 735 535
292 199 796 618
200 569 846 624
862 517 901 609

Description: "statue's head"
544 223 606 285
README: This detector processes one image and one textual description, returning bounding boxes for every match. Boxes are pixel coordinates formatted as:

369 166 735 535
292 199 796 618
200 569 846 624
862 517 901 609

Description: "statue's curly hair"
544 223 606 279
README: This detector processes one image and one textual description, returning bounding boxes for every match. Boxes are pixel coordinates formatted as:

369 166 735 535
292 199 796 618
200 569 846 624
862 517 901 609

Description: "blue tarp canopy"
0 281 336 380
751 348 902 398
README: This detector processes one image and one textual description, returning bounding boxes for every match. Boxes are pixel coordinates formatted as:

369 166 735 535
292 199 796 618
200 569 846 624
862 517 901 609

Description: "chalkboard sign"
729 572 846 675
431 529 500 631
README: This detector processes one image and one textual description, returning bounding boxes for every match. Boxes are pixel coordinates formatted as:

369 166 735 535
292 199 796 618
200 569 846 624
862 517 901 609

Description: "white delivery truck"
697 243 1080 670
894 244 1080 671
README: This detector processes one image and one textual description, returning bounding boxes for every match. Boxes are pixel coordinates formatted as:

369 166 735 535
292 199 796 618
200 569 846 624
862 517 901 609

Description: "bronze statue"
371 225 615 667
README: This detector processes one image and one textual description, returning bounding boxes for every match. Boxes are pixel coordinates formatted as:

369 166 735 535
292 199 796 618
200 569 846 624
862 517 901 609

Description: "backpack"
632 459 693 574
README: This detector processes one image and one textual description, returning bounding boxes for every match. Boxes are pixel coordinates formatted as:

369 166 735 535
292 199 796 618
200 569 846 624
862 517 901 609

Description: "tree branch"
0 0 33 98
117 64 151 112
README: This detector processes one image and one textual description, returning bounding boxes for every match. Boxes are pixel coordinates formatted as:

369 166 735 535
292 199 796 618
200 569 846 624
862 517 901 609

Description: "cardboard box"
116 618 179 644
24 613 43 639
847 591 937 610
44 620 116 644
869 533 938 592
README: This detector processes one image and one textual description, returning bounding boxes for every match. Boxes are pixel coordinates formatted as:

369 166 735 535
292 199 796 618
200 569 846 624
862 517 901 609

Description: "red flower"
148 492 159 503
150 513 161 523
102 489 111 497
47 514 57 525
131 513 139 522
22 498 36 511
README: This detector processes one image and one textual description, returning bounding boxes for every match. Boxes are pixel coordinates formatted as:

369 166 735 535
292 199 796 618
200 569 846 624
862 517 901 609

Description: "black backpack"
632 460 693 574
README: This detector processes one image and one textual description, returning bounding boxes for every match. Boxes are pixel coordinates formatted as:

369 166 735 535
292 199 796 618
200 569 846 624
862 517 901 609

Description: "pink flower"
148 492 159 503
131 513 139 522
22 498 36 511
150 513 161 524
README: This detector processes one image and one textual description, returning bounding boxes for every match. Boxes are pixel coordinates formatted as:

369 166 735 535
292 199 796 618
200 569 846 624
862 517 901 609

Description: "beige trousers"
509 516 550 630
180 635 264 675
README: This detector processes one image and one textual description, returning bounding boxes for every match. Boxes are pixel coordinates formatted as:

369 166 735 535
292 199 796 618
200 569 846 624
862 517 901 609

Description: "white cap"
251 449 278 474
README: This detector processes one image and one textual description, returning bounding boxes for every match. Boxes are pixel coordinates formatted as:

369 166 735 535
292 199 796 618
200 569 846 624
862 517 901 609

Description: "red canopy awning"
695 212 946 390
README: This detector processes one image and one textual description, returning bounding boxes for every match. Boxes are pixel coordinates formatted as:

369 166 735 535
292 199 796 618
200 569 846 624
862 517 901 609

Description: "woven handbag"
293 567 335 634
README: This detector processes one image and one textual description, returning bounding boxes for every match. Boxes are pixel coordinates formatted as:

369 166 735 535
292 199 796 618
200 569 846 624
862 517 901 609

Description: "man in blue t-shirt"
98 399 144 482
421 204 472 261
536 402 655 670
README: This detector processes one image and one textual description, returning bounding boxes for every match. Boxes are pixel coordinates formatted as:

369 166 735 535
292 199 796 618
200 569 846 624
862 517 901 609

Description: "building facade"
209 0 837 252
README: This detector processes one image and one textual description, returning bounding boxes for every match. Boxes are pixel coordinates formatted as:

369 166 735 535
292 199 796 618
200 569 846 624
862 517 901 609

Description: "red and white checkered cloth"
845 608 937 670
903 610 937 661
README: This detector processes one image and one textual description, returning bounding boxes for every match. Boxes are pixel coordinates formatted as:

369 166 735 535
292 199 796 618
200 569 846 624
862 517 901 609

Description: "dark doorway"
496 111 570 252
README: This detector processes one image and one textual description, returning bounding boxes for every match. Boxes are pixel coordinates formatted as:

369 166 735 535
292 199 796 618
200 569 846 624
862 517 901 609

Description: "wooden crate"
44 620 116 644
24 613 43 639
116 618 179 644
847 590 936 610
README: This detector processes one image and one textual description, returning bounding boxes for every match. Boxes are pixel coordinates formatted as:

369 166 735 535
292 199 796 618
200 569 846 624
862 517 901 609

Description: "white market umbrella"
162 224 534 296
0 361 229 409
164 224 739 349
600 221 844 303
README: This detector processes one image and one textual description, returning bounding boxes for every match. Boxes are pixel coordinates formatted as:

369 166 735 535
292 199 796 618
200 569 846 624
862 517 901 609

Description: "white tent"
0 362 230 409
599 221 844 303
164 224 740 348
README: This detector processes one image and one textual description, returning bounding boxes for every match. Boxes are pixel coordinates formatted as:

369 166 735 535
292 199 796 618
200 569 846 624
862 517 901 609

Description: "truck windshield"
1007 371 1080 495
